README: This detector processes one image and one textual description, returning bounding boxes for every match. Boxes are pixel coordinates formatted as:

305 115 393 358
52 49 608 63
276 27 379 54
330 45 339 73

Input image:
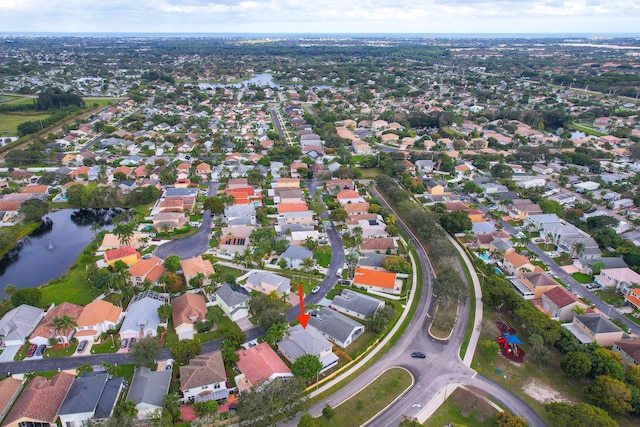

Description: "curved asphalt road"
154 181 219 260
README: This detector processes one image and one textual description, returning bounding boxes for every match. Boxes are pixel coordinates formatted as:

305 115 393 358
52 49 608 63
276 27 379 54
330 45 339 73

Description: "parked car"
26 344 37 357
120 338 128 348
129 338 136 348
166 359 174 371
311 286 321 294
411 351 426 359
339 279 351 285
77 340 88 353
35 344 46 357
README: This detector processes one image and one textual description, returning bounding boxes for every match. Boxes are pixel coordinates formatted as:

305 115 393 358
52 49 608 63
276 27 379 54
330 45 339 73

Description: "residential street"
474 202 640 336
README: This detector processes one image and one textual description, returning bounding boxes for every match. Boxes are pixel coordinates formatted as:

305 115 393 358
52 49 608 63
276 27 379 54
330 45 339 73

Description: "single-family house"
219 225 254 255
58 373 124 427
352 267 401 294
541 286 588 322
425 179 446 195
564 314 625 346
573 257 628 275
244 271 291 296
119 291 166 341
0 305 44 347
180 256 215 287
336 190 364 205
29 302 83 346
215 283 250 322
307 307 365 348
127 367 171 419
280 245 314 269
277 324 339 373
595 268 640 295
98 233 148 251
75 300 123 342
180 351 229 403
612 341 640 366
360 237 398 254
520 271 560 299
103 246 141 268
330 290 385 320
128 257 165 287
2 372 74 427
171 293 208 341
625 288 640 310
501 250 536 278
224 205 256 226
0 377 23 424
236 342 293 393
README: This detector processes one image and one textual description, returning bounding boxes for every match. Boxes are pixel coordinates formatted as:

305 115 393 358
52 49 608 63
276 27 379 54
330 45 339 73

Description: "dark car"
129 338 136 348
77 340 87 353
35 344 46 357
411 351 426 359
26 344 37 357
120 338 128 348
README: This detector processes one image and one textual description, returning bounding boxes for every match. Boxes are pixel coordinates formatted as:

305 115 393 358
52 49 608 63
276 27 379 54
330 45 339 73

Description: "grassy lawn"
593 289 625 307
571 272 592 284
344 330 377 359
39 264 98 307
314 368 412 427
44 343 78 358
625 312 640 326
569 122 606 137
430 301 457 339
536 243 556 251
194 306 243 344
424 387 499 427
359 167 384 179
212 263 245 280
0 113 51 135
90 337 121 354
314 246 332 268
163 318 179 348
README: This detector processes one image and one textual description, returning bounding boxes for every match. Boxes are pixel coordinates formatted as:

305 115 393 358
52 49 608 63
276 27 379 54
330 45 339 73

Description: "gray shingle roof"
281 245 313 261
58 373 109 415
0 304 44 342
95 377 124 418
307 307 364 344
330 290 384 318
216 283 250 307
127 367 171 408
277 324 332 361
576 314 621 334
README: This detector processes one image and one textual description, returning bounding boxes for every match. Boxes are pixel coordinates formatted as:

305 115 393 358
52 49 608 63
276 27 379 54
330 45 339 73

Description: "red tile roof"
353 267 397 289
3 372 74 425
236 342 291 387
104 246 140 262
543 286 578 308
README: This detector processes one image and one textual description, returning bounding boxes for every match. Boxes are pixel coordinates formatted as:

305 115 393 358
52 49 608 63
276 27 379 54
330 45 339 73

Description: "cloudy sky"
1 0 639 34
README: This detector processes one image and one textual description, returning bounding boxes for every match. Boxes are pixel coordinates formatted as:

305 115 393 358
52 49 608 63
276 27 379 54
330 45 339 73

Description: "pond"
0 209 117 291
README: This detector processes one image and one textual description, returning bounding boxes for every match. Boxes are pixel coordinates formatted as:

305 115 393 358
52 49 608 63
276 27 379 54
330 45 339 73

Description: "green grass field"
360 167 385 178
0 113 52 135
314 367 412 426
571 272 592 284
424 387 499 427
40 264 98 307
569 122 606 137
314 246 332 267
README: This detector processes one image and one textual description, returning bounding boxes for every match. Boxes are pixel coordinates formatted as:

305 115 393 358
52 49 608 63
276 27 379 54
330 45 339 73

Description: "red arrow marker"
296 284 310 329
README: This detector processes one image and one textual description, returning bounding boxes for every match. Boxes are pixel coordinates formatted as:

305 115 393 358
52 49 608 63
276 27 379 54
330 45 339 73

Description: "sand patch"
522 380 572 404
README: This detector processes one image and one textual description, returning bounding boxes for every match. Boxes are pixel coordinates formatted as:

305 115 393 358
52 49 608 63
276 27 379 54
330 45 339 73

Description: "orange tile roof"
76 299 122 327
179 256 215 278
277 203 309 214
3 372 74 425
236 342 291 387
30 302 84 340
503 251 531 269
353 267 397 289
172 293 208 327
128 257 163 277
0 377 22 415
337 190 360 199
344 202 370 214
625 289 640 309
19 185 48 194
104 246 140 262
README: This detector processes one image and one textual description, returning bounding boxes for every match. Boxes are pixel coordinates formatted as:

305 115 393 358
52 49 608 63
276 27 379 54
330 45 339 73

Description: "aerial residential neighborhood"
0 31 640 427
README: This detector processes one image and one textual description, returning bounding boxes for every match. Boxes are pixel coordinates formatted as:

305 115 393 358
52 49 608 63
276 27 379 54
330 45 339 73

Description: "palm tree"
90 223 102 237
113 221 135 246
572 242 585 258
302 257 315 271
48 315 78 344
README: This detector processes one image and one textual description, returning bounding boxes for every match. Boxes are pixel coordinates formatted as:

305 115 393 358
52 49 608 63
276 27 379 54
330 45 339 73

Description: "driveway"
0 346 20 363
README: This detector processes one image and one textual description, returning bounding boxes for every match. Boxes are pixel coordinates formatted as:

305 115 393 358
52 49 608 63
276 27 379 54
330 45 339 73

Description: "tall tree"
129 336 162 366
291 354 322 382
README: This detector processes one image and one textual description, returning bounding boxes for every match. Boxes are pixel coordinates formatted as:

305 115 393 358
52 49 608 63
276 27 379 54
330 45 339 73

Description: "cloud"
0 0 639 33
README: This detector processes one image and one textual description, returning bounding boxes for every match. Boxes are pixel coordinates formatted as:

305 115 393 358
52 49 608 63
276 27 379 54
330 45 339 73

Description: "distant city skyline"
1 0 640 35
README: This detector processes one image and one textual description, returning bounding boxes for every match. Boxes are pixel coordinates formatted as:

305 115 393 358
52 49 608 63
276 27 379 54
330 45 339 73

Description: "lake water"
0 209 116 290
196 73 331 90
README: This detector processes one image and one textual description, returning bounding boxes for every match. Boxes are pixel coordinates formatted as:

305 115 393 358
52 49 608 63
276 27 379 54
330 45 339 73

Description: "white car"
311 286 321 294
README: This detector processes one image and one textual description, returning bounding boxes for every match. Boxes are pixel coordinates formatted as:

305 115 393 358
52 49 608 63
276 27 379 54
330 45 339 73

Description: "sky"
1 0 640 35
